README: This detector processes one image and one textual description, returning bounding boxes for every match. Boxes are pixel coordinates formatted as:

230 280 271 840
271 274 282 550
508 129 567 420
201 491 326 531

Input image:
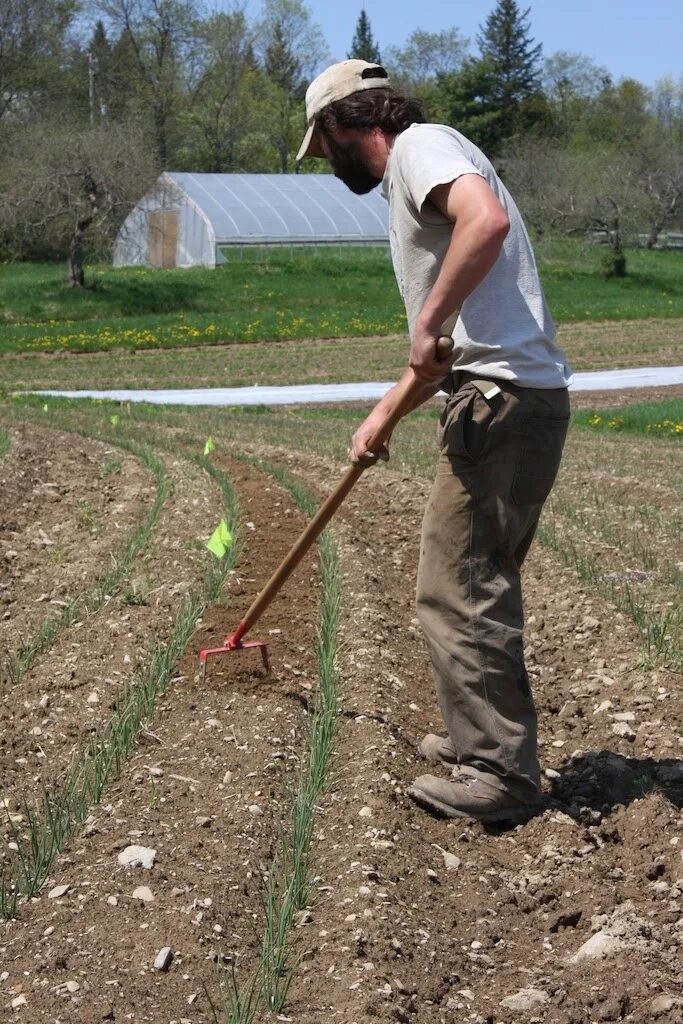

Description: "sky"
297 0 682 89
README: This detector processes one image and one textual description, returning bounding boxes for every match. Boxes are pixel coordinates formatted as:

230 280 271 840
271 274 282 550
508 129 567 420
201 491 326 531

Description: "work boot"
408 770 542 824
417 733 458 766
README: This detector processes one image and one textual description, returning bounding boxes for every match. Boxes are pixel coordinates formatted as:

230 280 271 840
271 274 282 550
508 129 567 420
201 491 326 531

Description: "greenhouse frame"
113 172 390 268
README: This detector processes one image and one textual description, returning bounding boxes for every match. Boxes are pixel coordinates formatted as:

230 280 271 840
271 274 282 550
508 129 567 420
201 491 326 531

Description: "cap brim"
296 122 325 162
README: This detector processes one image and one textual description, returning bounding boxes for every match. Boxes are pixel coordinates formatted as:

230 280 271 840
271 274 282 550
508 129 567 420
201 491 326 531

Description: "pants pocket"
511 414 569 505
440 386 496 463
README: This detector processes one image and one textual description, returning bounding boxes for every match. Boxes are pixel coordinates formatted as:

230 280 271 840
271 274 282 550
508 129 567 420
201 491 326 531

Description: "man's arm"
349 173 508 465
348 369 443 465
409 174 510 380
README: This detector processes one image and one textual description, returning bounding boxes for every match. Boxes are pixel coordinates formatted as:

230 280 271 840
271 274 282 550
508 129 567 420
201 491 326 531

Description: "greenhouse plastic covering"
167 172 389 244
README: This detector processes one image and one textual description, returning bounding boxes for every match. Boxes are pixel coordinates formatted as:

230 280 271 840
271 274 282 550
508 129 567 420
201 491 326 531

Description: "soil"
0 424 154 663
0 408 681 1024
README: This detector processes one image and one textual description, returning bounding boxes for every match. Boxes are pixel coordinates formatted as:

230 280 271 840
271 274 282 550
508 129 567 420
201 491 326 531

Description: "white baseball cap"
296 59 392 162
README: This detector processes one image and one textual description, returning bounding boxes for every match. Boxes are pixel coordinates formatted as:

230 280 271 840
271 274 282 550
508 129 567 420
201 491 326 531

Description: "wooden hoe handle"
227 333 456 648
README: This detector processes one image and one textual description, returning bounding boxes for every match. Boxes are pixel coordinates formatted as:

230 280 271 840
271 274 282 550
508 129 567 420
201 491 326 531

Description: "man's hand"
409 321 457 381
349 413 390 466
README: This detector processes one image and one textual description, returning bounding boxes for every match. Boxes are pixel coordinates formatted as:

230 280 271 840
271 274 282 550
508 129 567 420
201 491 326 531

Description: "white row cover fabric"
113 172 389 268
31 366 683 406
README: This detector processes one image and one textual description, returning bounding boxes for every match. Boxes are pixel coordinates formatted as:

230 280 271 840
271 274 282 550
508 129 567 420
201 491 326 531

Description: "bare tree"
503 140 650 274
0 122 157 285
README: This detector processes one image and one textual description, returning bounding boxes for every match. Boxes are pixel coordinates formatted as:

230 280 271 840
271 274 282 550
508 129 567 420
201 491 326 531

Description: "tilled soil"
0 424 154 661
0 452 223 846
0 428 681 1024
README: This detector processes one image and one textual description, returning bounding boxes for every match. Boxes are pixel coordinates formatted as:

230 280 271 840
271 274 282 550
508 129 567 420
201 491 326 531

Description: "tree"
542 50 610 136
0 121 156 284
348 9 380 63
0 0 79 123
88 21 114 124
256 0 328 172
184 9 273 172
652 75 683 151
477 0 542 113
432 56 504 154
384 27 469 91
96 0 202 169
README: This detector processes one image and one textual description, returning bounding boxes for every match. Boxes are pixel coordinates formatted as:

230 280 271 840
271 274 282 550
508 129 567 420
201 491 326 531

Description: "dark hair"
317 88 426 137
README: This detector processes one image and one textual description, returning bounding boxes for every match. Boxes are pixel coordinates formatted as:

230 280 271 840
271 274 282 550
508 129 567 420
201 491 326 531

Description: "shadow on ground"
550 750 683 812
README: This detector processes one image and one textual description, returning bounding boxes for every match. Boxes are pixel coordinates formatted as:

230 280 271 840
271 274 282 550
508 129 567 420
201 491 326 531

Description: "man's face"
321 130 382 195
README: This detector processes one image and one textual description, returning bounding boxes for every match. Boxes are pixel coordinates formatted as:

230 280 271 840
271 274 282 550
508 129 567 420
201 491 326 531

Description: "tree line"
0 0 681 282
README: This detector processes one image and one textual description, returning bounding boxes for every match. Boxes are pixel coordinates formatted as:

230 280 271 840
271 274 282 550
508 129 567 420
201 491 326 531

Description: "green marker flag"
207 518 233 559
110 414 119 426
43 404 49 412
204 436 215 456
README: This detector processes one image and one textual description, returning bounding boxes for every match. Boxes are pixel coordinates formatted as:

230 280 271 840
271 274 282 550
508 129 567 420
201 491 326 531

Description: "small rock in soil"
48 884 70 899
117 845 156 869
154 947 173 971
248 804 263 816
132 886 154 903
500 988 549 1012
569 930 623 962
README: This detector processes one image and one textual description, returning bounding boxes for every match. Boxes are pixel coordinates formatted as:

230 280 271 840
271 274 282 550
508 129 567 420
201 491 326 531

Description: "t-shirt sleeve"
394 126 484 216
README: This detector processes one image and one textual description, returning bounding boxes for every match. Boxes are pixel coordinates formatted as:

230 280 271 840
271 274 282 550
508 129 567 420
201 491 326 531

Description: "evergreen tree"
477 0 542 111
348 9 381 63
265 20 301 93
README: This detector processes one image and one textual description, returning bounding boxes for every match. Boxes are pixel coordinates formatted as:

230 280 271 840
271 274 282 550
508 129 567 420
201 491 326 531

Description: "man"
297 60 571 824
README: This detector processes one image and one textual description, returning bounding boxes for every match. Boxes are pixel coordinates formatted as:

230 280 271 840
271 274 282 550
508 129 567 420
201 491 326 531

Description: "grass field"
0 241 681 359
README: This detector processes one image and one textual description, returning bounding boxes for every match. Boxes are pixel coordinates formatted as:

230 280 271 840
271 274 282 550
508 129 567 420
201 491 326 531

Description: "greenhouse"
113 171 389 268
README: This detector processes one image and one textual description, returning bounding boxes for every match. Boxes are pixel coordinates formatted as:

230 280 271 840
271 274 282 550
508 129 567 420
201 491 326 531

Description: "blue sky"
302 0 682 88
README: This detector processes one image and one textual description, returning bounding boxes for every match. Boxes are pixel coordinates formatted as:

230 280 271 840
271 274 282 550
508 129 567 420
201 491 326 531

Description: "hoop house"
113 172 389 268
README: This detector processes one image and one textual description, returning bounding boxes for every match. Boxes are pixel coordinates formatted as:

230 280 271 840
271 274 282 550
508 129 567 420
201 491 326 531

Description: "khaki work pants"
416 374 570 799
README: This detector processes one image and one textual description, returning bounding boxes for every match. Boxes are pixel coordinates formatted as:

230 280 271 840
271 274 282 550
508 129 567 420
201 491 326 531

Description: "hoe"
199 333 455 677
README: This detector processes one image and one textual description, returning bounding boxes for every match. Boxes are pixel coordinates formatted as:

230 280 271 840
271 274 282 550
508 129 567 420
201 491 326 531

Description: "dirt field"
0 394 681 1024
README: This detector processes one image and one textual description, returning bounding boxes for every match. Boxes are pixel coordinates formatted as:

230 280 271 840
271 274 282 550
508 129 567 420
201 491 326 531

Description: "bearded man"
297 60 572 824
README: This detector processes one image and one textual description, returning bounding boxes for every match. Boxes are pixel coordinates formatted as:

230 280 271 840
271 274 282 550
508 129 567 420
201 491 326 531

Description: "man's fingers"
348 444 389 466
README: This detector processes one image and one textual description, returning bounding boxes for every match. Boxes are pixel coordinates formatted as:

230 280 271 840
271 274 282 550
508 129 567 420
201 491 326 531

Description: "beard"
323 133 382 195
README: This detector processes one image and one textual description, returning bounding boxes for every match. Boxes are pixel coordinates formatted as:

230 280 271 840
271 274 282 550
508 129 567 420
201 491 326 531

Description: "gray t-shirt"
381 123 572 389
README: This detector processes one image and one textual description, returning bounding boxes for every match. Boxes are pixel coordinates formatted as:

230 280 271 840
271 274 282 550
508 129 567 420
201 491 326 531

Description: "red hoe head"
199 621 270 679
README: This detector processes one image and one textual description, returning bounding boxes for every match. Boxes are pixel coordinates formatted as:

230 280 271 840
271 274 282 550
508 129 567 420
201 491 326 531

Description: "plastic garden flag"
204 436 215 455
207 519 233 558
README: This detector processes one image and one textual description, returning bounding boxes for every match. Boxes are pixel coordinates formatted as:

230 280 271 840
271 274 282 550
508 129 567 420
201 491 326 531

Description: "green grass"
572 397 683 438
0 427 9 457
0 241 681 358
533 238 683 322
